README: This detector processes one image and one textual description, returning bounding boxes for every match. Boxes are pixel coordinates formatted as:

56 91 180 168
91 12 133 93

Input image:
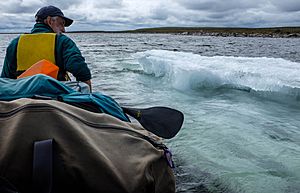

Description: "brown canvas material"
0 98 175 193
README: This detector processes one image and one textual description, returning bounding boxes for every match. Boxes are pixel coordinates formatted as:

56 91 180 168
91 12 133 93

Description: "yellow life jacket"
17 33 56 74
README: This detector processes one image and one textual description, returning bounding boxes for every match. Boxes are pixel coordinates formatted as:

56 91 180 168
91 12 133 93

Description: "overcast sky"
0 0 299 32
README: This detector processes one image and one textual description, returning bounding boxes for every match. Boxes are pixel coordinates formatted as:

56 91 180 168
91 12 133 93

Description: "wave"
133 50 300 100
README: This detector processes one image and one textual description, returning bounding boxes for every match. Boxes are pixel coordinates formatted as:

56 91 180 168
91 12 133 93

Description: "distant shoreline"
1 27 300 38
69 27 300 38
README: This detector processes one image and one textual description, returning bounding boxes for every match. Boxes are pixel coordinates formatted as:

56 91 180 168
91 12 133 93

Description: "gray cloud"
92 0 124 9
176 0 259 12
149 6 170 21
0 0 299 32
271 0 300 12
40 0 82 9
0 0 41 14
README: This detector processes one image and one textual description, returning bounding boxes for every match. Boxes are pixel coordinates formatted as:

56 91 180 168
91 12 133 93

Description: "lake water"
1 33 300 193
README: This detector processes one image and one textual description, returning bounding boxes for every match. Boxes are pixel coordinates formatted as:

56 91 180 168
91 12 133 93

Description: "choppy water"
1 33 300 193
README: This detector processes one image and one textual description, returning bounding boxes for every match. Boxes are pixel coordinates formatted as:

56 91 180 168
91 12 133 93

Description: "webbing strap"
32 139 53 193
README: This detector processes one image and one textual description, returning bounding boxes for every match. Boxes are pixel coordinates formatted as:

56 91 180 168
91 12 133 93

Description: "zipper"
0 103 141 134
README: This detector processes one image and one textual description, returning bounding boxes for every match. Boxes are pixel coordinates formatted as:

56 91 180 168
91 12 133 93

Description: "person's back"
1 5 92 90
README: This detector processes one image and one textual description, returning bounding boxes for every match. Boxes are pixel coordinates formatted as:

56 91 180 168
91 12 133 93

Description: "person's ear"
45 16 52 26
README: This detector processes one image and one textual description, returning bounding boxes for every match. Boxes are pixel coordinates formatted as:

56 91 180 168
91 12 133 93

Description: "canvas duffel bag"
0 98 175 193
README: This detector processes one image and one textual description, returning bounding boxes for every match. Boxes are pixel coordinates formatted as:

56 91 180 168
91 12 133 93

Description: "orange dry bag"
17 59 59 79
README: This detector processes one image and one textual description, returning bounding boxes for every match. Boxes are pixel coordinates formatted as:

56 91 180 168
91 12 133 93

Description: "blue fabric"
0 74 129 122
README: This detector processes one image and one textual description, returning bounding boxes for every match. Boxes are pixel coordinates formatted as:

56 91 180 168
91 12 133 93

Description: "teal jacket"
1 23 91 81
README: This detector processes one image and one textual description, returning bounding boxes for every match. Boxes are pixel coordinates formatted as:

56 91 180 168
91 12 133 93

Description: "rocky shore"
176 31 300 38
126 27 300 38
68 27 300 38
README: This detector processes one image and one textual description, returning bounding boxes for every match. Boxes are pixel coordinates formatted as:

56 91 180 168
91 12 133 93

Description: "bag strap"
32 139 53 193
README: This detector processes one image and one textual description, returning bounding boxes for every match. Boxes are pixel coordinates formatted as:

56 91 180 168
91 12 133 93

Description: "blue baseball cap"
35 5 73 27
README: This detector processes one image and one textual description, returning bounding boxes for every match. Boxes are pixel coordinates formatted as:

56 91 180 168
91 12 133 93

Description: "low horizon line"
0 26 299 34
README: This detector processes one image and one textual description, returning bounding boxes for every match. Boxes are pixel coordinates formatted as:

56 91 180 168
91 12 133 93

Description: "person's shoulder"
56 33 72 41
11 36 20 44
7 36 20 49
56 33 75 44
12 36 20 42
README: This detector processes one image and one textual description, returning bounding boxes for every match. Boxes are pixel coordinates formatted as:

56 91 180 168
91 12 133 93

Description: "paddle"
122 107 184 139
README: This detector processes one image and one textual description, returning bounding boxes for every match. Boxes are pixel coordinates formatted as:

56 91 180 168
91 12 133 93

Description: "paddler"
1 5 92 90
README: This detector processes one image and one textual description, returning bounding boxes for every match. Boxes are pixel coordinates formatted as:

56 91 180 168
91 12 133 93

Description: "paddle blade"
123 107 184 139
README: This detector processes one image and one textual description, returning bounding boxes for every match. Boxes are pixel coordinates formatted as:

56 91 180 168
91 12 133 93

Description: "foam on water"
134 50 300 99
133 49 300 193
